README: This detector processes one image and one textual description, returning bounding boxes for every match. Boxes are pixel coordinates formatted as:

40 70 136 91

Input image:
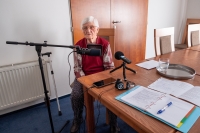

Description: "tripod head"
42 52 52 57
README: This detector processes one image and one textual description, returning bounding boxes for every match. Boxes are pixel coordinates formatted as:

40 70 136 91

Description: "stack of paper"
136 60 159 70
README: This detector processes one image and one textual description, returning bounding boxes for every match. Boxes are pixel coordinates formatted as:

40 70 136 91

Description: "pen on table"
157 102 172 114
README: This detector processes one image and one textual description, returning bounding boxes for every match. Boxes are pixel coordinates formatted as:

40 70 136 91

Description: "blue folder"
115 85 200 133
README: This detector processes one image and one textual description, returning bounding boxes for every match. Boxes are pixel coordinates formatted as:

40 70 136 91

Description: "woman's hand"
75 72 82 79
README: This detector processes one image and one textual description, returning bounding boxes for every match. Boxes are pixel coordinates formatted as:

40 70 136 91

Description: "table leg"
83 86 95 133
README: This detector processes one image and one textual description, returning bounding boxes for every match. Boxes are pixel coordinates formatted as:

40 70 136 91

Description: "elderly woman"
71 16 119 133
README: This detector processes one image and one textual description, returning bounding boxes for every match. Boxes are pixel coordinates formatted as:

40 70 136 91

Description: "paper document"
148 77 193 95
148 77 200 107
179 86 200 107
136 60 159 70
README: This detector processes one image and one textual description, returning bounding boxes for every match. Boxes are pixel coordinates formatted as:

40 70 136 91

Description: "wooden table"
78 48 200 133
78 66 200 133
187 44 200 51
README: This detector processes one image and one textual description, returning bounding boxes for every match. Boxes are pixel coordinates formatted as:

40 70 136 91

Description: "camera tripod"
42 52 62 116
110 61 136 81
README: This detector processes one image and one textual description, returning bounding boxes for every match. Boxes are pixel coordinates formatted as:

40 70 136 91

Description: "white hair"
81 16 99 29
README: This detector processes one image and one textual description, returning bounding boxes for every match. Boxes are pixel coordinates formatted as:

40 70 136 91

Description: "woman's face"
82 22 99 40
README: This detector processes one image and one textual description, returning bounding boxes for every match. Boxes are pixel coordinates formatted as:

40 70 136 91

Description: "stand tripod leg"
125 66 136 74
55 120 70 133
110 64 123 73
48 56 62 116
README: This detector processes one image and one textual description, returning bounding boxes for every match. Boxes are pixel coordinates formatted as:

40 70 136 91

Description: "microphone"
76 47 101 56
115 51 131 64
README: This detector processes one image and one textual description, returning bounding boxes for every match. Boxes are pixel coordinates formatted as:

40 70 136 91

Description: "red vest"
76 37 109 75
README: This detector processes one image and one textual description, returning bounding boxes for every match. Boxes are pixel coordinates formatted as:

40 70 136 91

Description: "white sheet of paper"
148 78 194 96
136 60 159 70
170 80 194 97
121 86 164 110
179 86 200 107
148 77 175 94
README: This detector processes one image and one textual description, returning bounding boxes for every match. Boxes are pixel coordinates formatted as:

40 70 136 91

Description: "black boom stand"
110 61 136 81
6 41 80 133
36 45 57 133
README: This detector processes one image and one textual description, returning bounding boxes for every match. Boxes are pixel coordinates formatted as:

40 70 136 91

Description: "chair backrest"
181 19 200 44
97 28 115 60
154 27 175 56
187 24 200 47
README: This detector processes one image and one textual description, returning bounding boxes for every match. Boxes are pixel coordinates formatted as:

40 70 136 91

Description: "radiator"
0 60 50 110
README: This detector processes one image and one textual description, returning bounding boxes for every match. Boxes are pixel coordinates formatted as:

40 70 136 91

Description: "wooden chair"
154 27 175 56
187 24 200 47
98 28 115 59
181 19 200 44
176 19 200 50
97 28 115 125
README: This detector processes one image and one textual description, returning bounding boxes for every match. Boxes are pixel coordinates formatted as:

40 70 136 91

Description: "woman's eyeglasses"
82 25 96 31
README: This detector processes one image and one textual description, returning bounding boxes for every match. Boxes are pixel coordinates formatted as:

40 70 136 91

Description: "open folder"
115 85 200 133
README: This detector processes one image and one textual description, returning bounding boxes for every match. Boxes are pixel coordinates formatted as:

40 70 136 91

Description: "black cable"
72 82 116 133
95 87 115 129
68 53 116 132
72 85 94 133
83 86 115 133
67 51 76 87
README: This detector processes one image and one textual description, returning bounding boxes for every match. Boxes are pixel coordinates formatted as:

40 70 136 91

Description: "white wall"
0 0 74 114
146 0 188 59
186 0 200 18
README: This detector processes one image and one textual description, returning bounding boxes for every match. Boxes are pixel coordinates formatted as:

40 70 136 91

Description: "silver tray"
156 64 196 79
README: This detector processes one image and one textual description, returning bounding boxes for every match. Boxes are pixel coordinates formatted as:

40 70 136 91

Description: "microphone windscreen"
89 49 101 56
6 41 19 44
115 51 124 60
